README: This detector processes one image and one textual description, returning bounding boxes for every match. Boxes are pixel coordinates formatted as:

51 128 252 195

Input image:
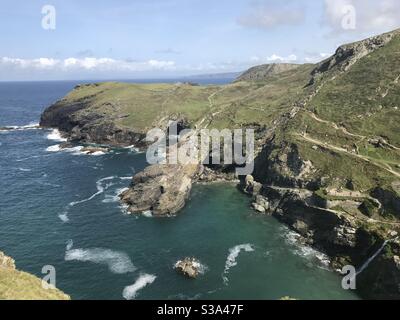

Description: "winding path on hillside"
297 132 400 179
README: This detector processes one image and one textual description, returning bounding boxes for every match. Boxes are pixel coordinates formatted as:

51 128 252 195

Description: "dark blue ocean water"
0 80 359 300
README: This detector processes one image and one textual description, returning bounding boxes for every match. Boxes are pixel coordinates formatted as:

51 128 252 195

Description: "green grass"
0 268 70 300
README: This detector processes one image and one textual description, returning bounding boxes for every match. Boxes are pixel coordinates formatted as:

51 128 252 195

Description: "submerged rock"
174 257 204 279
81 146 109 154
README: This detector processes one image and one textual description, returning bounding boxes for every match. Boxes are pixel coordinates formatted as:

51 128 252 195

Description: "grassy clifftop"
0 252 70 300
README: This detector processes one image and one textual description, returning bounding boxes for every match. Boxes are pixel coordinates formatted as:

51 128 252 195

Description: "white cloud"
304 52 331 63
266 54 297 62
238 2 305 30
324 0 400 35
0 56 176 73
248 54 298 63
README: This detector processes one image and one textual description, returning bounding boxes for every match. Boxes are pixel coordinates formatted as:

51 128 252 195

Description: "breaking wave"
122 274 157 300
284 229 330 269
1 122 40 132
58 176 117 222
65 247 136 274
46 144 62 152
102 187 129 203
142 210 153 218
222 244 254 284
47 129 67 142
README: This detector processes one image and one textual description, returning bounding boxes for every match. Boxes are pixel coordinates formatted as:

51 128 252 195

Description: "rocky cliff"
40 28 400 299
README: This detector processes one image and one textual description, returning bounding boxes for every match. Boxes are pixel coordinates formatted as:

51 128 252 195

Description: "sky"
0 0 399 81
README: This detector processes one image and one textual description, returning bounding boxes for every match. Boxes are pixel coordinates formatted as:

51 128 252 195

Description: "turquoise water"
0 81 359 300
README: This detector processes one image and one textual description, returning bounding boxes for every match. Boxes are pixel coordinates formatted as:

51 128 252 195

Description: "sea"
0 79 359 300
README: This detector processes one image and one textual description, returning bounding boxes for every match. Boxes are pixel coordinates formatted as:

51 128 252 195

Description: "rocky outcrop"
0 251 16 269
80 146 109 154
40 97 146 148
240 178 400 299
174 257 203 279
235 63 300 82
252 140 319 189
120 164 201 216
309 28 400 85
371 187 400 219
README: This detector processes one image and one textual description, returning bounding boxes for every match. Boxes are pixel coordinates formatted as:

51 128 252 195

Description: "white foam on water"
284 229 330 269
17 167 32 172
142 210 153 218
119 203 131 215
68 146 84 155
46 144 61 152
102 187 129 203
58 212 70 223
59 176 117 222
66 239 74 250
47 129 67 142
222 244 254 284
69 147 109 157
119 176 132 180
71 176 116 206
122 274 157 300
124 145 141 153
90 151 106 156
65 247 136 274
46 144 86 154
1 122 40 132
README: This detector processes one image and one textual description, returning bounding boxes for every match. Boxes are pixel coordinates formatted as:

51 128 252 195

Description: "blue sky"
1 0 399 80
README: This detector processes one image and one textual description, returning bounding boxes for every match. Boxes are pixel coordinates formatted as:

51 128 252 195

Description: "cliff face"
40 85 146 147
241 29 400 299
39 29 400 299
0 251 70 300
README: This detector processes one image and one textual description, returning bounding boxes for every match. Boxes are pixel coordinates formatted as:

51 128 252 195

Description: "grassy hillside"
0 252 70 300
43 29 400 197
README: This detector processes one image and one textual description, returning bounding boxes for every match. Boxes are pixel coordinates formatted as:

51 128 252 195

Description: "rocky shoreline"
240 174 400 299
41 115 400 299
39 29 400 299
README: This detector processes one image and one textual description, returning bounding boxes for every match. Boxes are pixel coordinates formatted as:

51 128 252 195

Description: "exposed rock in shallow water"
174 257 203 278
251 195 270 214
81 146 109 154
